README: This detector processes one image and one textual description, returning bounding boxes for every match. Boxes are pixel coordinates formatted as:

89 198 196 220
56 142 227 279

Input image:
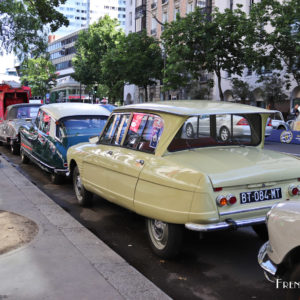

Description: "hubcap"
75 174 83 200
148 219 168 250
220 128 229 141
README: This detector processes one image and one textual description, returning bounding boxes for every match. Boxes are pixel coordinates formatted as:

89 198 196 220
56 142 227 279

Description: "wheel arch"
69 159 77 178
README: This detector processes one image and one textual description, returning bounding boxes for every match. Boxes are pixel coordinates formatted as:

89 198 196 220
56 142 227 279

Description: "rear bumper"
185 216 265 232
258 242 278 283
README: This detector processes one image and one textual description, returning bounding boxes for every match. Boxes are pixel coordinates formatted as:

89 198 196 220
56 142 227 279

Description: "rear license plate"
240 188 282 204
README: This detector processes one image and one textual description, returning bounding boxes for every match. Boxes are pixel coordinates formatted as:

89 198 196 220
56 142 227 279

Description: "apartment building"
126 0 298 110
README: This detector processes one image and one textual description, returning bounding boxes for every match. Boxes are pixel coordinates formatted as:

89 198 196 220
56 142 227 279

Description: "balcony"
162 0 168 5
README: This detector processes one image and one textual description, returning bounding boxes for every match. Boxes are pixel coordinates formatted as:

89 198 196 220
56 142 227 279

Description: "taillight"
63 163 68 167
216 194 237 206
236 118 248 126
216 195 227 207
227 194 237 205
288 185 299 196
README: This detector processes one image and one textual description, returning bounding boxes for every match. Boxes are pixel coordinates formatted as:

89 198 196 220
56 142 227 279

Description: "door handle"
107 150 113 155
136 159 144 165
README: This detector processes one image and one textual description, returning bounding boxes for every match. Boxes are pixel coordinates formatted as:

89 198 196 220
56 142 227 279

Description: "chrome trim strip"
185 216 265 232
22 147 68 175
219 205 273 216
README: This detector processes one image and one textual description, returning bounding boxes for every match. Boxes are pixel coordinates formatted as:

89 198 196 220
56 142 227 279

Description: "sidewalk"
0 156 171 300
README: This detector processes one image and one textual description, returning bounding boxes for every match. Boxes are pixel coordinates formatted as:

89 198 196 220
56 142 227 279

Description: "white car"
258 200 300 299
184 114 272 141
269 111 290 130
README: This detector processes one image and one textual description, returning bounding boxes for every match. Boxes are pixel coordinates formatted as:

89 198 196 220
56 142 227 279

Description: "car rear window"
168 114 262 152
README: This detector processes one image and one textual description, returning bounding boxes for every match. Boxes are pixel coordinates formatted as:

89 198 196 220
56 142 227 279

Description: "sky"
0 53 16 74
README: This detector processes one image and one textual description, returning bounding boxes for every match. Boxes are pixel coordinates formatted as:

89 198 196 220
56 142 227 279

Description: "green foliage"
0 0 68 57
102 31 163 102
162 6 249 100
231 78 253 103
249 0 300 86
72 16 124 89
20 56 57 98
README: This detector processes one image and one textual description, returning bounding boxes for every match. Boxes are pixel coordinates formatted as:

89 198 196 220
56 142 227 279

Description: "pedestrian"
293 104 299 117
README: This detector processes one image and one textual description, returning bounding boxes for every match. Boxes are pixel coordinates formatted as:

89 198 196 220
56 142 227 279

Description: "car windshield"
16 106 40 119
168 113 262 152
57 116 108 138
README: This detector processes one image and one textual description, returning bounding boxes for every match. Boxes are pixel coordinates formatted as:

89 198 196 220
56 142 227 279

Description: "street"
0 141 296 300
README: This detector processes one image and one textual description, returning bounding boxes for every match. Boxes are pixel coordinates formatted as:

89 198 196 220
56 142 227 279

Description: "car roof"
114 100 276 116
40 103 110 120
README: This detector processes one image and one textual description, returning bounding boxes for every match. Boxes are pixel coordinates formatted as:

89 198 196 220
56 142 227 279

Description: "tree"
248 0 300 86
72 16 124 88
20 56 57 98
0 0 68 57
231 78 253 104
101 31 163 102
162 6 250 101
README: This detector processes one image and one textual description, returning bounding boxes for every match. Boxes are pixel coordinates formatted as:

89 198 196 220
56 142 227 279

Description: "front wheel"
146 218 183 259
185 123 194 138
73 165 93 207
20 149 30 164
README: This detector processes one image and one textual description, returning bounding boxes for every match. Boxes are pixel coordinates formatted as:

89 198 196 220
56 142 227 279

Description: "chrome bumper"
185 216 265 232
258 242 277 283
54 168 70 176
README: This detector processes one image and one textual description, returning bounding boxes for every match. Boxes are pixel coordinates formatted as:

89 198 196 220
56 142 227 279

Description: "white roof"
40 103 110 120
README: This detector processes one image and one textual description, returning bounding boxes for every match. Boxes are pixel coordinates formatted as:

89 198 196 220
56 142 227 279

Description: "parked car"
184 114 273 141
258 201 300 299
67 101 300 258
0 103 41 154
100 104 117 113
20 103 110 184
268 111 290 131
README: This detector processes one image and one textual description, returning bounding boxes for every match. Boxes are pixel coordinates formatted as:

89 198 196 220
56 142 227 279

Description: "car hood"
166 147 300 187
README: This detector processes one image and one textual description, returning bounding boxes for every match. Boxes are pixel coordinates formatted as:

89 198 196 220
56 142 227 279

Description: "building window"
229 0 233 10
129 12 132 26
187 2 193 14
174 7 179 20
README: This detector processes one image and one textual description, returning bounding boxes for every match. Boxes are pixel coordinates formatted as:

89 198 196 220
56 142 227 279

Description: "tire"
50 173 64 185
73 165 93 207
10 142 20 155
286 264 300 300
219 126 230 142
185 123 194 138
20 150 30 164
252 224 268 241
146 218 183 259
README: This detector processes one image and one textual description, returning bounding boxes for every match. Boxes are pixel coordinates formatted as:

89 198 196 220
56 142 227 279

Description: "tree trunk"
216 70 224 101
144 85 148 102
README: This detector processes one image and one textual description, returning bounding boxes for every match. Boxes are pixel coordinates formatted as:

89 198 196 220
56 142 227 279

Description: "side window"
124 113 164 153
40 112 51 134
99 114 130 145
35 110 41 128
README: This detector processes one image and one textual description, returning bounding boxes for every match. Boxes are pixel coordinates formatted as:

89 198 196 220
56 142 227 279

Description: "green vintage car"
20 103 110 183
67 101 300 258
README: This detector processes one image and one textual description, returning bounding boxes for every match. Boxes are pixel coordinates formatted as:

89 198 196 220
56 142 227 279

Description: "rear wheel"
50 173 64 185
20 150 30 164
146 218 183 259
10 142 19 155
73 165 93 207
219 126 230 142
287 264 300 300
252 224 268 241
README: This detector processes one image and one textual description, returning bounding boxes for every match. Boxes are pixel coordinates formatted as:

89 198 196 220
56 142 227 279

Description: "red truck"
0 82 30 123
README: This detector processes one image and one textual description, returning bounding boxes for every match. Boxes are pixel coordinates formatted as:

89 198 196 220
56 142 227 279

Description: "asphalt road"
1 142 296 300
